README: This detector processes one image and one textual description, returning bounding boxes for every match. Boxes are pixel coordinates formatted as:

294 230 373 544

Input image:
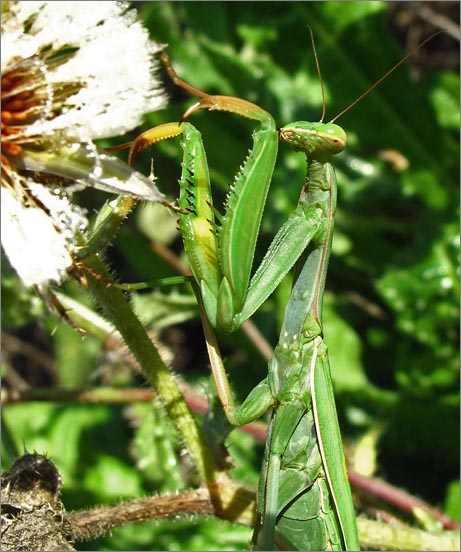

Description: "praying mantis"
128 32 438 550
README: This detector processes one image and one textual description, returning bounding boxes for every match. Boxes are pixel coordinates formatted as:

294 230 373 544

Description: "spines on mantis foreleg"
218 123 278 325
180 95 279 331
127 120 223 327
176 124 221 314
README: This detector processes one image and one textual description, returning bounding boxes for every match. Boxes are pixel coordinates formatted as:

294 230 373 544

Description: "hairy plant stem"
81 252 217 486
358 518 459 551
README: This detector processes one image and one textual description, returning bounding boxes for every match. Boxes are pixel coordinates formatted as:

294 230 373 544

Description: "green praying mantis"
128 31 439 551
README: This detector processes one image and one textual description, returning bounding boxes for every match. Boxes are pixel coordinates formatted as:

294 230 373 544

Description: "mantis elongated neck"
306 158 336 330
279 157 337 345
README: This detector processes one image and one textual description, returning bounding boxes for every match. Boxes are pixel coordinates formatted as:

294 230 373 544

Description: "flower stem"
82 253 218 485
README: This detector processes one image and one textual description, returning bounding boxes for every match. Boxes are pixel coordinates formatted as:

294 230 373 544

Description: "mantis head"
280 121 347 159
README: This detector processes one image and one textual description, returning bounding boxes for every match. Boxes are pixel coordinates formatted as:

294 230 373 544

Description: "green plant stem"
357 518 460 551
81 253 217 485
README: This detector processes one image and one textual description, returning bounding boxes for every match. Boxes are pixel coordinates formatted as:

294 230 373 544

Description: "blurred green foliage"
2 2 459 550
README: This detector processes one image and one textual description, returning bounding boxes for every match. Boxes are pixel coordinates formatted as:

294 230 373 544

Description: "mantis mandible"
129 31 438 550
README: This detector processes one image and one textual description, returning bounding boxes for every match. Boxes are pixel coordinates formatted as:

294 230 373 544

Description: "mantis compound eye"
318 123 347 154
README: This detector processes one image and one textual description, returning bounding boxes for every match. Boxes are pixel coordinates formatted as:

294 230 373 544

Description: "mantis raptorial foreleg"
130 61 329 335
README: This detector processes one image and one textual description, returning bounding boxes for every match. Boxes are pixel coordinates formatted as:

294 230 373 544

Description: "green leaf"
444 480 461 522
129 402 185 492
83 455 144 501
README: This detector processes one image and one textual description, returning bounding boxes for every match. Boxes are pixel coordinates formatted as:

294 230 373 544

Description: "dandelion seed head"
2 1 167 141
1 184 75 286
1 1 167 287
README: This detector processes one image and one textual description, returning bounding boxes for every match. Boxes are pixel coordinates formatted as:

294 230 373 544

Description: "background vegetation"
2 2 459 550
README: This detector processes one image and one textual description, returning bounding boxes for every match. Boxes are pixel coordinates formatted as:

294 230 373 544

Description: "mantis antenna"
331 30 442 123
307 25 326 123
